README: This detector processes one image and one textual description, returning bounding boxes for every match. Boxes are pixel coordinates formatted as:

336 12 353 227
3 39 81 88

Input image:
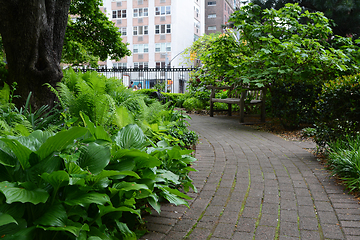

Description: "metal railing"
75 67 197 93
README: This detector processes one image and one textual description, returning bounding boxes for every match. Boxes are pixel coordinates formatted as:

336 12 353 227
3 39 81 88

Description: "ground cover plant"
0 70 199 239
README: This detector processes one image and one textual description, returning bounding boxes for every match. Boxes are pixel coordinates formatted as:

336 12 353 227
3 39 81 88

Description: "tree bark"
0 0 71 109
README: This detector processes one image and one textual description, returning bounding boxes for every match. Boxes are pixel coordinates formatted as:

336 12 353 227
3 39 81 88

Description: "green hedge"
314 74 360 147
270 79 322 130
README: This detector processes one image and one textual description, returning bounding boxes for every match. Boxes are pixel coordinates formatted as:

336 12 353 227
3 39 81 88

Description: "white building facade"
100 0 204 92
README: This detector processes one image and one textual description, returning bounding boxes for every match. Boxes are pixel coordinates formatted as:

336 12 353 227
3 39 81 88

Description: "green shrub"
0 117 196 239
270 79 322 130
327 134 360 192
162 92 186 107
314 74 360 147
183 97 204 112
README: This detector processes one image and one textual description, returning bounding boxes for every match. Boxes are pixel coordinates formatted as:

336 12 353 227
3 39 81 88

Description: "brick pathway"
140 114 360 240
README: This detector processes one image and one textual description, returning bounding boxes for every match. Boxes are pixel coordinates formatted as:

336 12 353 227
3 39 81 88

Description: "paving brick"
317 211 339 225
236 217 257 232
321 224 345 239
280 209 298 223
254 225 276 240
297 205 316 217
299 216 319 231
258 213 278 227
186 227 212 240
212 222 235 239
299 230 321 239
262 203 279 215
279 221 299 237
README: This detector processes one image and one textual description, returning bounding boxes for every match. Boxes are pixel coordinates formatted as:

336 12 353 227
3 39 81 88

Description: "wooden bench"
207 84 267 123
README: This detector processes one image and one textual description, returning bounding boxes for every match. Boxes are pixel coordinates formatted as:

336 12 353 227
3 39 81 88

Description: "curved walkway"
141 114 360 240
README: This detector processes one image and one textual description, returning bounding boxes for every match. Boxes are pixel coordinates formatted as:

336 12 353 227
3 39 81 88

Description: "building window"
208 13 216 18
155 6 171 15
155 43 171 52
133 44 149 54
118 27 127 36
156 62 170 68
133 26 148 35
113 62 127 68
155 24 171 34
112 10 126 19
208 26 216 30
225 3 226 10
195 8 199 18
207 1 216 6
134 62 148 69
133 8 148 17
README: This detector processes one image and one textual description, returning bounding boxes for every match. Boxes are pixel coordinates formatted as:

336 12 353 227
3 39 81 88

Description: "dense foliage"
251 0 360 38
314 73 360 147
63 0 131 67
327 134 360 193
270 80 322 129
0 70 198 239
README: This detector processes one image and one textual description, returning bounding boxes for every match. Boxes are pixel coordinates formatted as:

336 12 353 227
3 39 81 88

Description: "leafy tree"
251 0 360 37
63 0 131 67
183 33 241 86
228 3 356 86
0 0 130 110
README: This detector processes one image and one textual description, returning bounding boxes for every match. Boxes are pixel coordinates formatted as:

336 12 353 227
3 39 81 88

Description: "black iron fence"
75 67 197 93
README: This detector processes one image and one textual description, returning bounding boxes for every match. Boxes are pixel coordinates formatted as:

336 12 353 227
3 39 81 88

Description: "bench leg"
239 103 245 123
210 101 214 117
228 103 232 116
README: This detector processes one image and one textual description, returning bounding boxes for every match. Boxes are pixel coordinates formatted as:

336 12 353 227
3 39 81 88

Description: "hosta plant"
0 115 196 239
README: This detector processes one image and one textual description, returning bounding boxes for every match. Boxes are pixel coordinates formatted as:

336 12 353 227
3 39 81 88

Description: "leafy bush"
0 115 196 239
327 134 360 193
183 97 204 112
271 80 322 130
162 93 187 107
314 74 360 147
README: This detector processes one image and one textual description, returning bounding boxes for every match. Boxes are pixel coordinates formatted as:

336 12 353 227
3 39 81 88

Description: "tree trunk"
0 0 71 109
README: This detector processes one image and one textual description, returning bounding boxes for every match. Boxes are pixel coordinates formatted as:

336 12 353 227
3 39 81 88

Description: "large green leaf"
0 213 17 227
40 171 70 192
37 221 89 237
37 127 87 160
156 169 181 185
112 182 151 192
112 124 149 150
0 181 49 204
1 225 36 240
80 112 111 142
0 147 16 167
65 192 110 207
78 142 110 175
0 138 33 170
147 194 161 214
158 186 191 207
33 204 67 227
98 204 140 218
112 106 134 129
86 170 140 185
115 220 137 240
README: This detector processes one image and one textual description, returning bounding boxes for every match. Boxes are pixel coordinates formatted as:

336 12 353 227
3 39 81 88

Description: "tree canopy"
63 0 131 67
187 3 358 88
251 0 360 38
